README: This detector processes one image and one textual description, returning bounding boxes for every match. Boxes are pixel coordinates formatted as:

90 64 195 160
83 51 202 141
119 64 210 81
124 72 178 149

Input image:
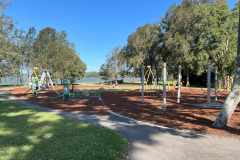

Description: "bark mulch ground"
8 86 240 139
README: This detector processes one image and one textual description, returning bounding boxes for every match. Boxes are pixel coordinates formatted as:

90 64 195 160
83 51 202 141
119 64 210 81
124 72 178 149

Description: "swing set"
24 67 56 96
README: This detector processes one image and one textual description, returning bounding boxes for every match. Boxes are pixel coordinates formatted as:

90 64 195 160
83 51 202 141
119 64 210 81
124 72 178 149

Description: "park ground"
8 84 240 139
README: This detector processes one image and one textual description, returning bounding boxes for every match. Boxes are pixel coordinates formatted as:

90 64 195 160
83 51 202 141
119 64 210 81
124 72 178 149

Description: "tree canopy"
100 0 239 85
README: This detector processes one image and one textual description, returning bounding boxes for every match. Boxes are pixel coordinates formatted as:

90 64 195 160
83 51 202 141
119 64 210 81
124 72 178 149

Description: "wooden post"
186 81 189 89
172 81 175 95
227 76 229 92
219 80 221 91
230 77 233 88
168 82 170 90
180 82 182 90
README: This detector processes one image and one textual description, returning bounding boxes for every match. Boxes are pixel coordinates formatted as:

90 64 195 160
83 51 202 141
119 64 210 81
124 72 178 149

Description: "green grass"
0 85 25 89
59 85 143 98
0 98 129 160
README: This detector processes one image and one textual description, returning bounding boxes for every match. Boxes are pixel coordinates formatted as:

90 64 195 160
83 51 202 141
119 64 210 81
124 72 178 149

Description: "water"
0 77 141 86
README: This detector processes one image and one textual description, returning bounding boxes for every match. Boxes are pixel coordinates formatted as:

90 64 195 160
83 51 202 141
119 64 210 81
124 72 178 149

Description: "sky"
5 0 237 72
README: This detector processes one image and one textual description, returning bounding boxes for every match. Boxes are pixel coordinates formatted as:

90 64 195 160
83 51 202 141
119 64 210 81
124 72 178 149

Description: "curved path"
0 88 240 160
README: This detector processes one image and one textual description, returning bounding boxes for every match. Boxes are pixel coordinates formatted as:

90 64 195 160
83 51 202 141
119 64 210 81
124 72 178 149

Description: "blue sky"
5 0 237 72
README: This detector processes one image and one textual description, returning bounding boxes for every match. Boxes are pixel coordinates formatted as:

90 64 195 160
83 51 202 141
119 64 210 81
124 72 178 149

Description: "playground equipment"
30 77 39 96
24 67 40 87
141 63 167 111
141 65 158 102
162 63 167 111
177 65 181 103
24 67 57 96
24 67 40 96
39 69 54 91
63 79 70 100
57 79 75 100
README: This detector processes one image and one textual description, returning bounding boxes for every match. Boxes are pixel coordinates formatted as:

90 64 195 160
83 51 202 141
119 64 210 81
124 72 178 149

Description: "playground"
8 85 240 139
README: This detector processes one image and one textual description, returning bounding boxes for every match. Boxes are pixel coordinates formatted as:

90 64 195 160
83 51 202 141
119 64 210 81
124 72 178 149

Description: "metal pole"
141 65 144 103
207 61 211 108
163 63 167 111
215 66 218 101
177 65 181 103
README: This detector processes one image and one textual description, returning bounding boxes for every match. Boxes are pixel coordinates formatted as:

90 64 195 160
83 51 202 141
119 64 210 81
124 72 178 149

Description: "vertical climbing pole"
163 63 167 111
215 66 218 101
141 65 144 103
207 61 211 108
177 65 181 103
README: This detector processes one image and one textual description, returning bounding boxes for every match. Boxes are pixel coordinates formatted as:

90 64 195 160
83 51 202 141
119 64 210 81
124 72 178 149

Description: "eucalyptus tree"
24 27 36 76
125 23 163 81
0 0 14 87
34 28 87 84
193 0 238 85
213 1 240 128
66 52 86 85
33 26 58 72
99 63 112 82
10 28 25 85
161 0 211 83
106 46 123 80
99 46 128 81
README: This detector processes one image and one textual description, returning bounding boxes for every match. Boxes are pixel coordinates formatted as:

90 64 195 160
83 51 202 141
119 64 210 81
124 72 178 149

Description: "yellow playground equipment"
144 66 153 85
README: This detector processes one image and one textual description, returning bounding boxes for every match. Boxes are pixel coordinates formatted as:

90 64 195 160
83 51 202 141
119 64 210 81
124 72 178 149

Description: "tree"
99 46 125 81
213 2 240 128
124 23 163 81
33 26 58 72
193 1 238 86
0 0 14 87
99 63 111 82
24 27 36 76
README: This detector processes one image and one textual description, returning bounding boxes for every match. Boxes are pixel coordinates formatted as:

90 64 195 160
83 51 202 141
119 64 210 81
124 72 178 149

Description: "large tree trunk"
213 8 240 128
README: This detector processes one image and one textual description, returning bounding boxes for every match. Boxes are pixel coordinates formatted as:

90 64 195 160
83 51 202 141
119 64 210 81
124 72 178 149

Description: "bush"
117 79 123 83
108 79 124 84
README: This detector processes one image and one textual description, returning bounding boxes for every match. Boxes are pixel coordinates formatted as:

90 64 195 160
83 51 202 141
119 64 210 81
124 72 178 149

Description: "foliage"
102 0 239 86
84 71 100 77
99 46 126 81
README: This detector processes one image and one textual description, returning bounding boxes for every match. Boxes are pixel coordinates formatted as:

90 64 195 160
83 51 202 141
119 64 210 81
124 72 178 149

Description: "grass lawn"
0 98 129 160
59 86 142 98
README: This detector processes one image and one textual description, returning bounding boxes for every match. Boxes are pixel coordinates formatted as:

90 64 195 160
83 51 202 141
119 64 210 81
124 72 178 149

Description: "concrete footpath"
0 88 240 160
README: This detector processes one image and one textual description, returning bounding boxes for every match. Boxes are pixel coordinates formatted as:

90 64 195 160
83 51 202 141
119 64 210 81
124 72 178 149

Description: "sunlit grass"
0 98 129 160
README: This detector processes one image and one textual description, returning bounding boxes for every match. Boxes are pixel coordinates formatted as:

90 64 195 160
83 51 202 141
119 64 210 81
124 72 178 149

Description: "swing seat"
40 86 48 91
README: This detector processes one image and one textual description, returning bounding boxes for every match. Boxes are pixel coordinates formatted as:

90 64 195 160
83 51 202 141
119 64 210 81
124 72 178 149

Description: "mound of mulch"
8 87 240 139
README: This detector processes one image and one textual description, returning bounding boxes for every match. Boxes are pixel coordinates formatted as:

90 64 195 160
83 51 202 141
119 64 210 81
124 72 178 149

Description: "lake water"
0 77 141 86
